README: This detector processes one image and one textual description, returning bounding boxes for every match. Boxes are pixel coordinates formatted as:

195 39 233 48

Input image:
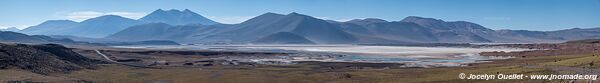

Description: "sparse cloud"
0 24 29 30
207 16 254 24
1 24 12 29
0 25 7 29
66 11 104 21
62 11 146 22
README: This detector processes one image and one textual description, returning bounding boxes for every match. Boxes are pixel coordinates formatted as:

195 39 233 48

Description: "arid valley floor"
2 40 600 83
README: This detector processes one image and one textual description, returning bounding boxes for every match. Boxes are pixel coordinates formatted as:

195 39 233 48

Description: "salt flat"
112 44 529 67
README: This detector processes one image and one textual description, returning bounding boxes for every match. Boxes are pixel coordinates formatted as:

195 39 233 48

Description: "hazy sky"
1 0 599 31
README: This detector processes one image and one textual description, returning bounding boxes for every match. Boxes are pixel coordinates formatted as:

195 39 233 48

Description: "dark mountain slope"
107 23 173 41
0 43 99 75
0 31 85 44
399 16 492 43
0 31 47 43
107 23 236 43
213 12 357 44
547 28 600 40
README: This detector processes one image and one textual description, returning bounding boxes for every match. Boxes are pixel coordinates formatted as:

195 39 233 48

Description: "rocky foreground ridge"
0 43 100 75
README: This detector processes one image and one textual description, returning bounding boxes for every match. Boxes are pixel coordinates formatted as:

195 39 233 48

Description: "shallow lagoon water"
113 44 528 67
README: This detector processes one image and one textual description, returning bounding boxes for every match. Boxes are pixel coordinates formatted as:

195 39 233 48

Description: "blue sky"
0 0 599 31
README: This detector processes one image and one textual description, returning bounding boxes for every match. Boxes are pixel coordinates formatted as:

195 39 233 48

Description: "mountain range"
13 9 600 44
20 9 220 38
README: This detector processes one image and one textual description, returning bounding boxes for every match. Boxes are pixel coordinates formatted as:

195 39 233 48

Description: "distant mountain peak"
259 12 285 17
400 16 444 22
101 15 123 17
167 9 179 12
164 9 189 13
40 20 78 25
237 12 286 24
287 12 310 17
286 12 314 18
154 9 193 14
45 20 77 22
289 12 300 15
283 12 323 21
139 9 220 25
81 15 133 23
255 12 314 18
152 9 167 13
346 18 388 25
263 12 281 15
183 9 192 12
93 15 129 20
